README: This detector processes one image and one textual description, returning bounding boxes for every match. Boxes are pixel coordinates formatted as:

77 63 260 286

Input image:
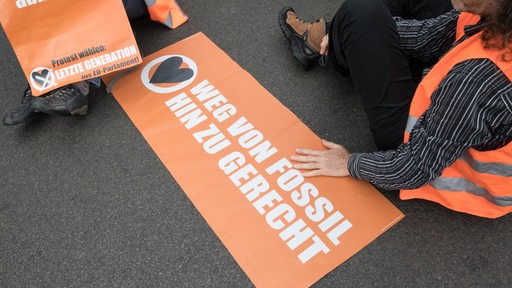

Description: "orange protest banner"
105 32 404 288
0 0 141 96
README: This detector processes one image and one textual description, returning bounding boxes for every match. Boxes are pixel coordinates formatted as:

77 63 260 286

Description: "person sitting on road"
278 0 512 218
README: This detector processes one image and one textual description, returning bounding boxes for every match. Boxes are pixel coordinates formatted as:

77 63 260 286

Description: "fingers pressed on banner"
291 159 319 169
301 169 326 177
321 139 344 150
292 139 351 177
295 148 323 156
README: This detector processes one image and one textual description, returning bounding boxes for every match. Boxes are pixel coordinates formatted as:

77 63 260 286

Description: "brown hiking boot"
278 6 327 69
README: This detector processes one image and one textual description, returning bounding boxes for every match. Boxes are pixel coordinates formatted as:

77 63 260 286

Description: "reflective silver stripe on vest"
430 177 512 207
405 115 417 134
461 151 512 176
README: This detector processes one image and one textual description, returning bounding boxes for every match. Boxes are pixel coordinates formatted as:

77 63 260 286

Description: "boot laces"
43 86 77 104
293 13 314 26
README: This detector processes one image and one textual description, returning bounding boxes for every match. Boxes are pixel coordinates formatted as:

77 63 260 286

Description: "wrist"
346 153 361 179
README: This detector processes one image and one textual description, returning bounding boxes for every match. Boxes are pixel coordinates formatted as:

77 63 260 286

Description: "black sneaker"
2 87 44 126
37 85 88 116
278 6 327 70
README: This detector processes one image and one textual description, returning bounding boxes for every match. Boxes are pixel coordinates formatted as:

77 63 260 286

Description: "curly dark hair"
481 0 512 61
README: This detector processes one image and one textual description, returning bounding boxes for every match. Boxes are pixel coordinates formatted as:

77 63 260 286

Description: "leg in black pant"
327 0 418 151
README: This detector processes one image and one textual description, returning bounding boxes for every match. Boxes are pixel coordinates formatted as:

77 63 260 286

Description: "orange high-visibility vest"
145 0 188 29
400 12 512 218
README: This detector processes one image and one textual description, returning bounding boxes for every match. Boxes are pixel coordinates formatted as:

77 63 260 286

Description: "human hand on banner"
291 139 351 177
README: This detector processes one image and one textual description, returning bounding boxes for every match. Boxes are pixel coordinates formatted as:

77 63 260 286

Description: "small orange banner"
0 0 141 96
105 32 404 288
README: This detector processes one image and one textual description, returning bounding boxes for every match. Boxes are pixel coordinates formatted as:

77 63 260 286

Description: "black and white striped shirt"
347 10 512 190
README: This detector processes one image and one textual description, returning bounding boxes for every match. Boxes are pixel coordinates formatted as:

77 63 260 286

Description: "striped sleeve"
347 59 512 190
394 9 459 61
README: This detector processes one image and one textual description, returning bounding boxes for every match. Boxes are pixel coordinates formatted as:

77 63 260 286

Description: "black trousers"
327 0 452 151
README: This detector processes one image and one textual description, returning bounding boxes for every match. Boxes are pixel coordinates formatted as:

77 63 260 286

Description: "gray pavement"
1 1 511 287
